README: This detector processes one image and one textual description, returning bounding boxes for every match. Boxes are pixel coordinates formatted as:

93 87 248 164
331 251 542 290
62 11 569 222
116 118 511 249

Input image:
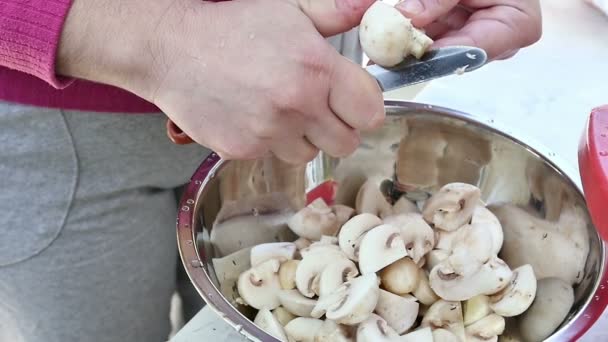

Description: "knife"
366 45 488 92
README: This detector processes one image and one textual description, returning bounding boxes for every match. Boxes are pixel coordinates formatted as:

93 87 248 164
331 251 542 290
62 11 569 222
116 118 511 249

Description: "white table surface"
171 0 608 340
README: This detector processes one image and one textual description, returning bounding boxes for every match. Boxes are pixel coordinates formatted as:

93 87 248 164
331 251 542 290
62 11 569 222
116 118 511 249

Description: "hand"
57 0 385 164
396 0 542 60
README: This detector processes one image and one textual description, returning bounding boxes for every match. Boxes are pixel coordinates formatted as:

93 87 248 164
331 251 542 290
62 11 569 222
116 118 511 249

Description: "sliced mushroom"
311 273 380 325
237 258 282 310
254 308 288 341
383 213 434 263
279 260 299 290
278 289 317 317
432 328 461 342
518 277 574 342
338 213 383 261
450 222 494 264
273 306 296 326
434 228 462 251
400 327 434 342
392 196 419 214
471 206 504 254
318 258 359 297
489 264 537 317
465 314 505 342
356 179 394 218
333 204 356 228
295 248 347 298
422 182 481 231
287 198 340 240
375 290 419 334
250 242 296 267
425 249 450 273
358 224 407 274
319 235 339 245
315 320 355 342
421 300 466 341
463 295 492 326
430 255 513 301
356 314 400 341
284 317 324 342
300 243 342 259
413 269 440 306
379 257 420 295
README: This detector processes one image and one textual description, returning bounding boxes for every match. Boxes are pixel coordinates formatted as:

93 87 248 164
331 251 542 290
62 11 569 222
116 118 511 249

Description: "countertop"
170 0 608 340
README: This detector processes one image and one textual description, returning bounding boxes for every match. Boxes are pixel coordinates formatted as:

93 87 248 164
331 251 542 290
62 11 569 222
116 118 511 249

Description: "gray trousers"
0 31 361 342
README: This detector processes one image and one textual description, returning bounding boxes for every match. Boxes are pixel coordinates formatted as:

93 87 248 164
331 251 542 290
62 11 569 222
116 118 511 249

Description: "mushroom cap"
250 242 296 267
338 213 383 261
272 306 296 326
284 317 324 342
379 257 420 295
278 289 317 317
355 178 394 218
489 264 537 317
422 182 481 231
471 206 504 254
254 308 288 341
358 224 408 274
287 198 339 240
383 213 434 263
237 258 282 310
413 269 440 306
318 258 359 297
465 314 505 341
356 313 400 342
279 259 299 290
295 248 348 298
315 320 355 342
375 289 419 334
421 300 465 340
463 295 492 326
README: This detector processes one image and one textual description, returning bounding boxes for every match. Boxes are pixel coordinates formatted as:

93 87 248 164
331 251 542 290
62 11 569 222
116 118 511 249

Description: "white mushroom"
294 237 312 251
429 255 513 301
356 314 400 341
465 314 505 342
375 290 419 334
421 300 466 341
489 264 537 317
318 258 359 297
250 242 296 267
379 257 420 295
284 317 324 342
358 224 407 274
315 320 355 342
450 222 494 264
355 179 394 218
279 260 299 290
254 308 288 341
422 182 481 231
463 295 492 326
300 243 342 259
392 196 420 214
518 277 574 342
359 1 433 67
434 228 462 251
287 198 339 240
471 206 504 254
425 249 450 273
338 213 383 261
399 327 434 342
237 258 282 310
295 248 347 298
278 289 317 317
273 306 296 326
311 273 380 325
319 235 339 245
383 213 434 263
333 204 356 228
413 269 440 306
432 328 461 342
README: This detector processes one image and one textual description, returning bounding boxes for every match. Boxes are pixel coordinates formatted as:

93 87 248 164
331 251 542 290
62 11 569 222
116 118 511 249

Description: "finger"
328 52 385 130
395 0 461 28
423 6 470 38
270 137 320 165
294 0 376 37
305 108 361 158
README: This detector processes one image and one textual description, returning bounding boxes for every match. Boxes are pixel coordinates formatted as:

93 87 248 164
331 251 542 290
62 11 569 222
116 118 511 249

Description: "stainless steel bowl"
176 101 608 341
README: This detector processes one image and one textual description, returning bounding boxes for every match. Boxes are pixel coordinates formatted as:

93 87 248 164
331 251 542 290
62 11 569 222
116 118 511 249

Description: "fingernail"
397 0 424 15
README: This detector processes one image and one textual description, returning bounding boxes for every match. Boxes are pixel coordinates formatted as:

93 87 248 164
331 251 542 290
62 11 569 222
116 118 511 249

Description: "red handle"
578 104 608 241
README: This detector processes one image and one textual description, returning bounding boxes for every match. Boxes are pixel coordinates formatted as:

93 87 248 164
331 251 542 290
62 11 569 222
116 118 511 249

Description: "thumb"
395 0 461 28
295 0 376 37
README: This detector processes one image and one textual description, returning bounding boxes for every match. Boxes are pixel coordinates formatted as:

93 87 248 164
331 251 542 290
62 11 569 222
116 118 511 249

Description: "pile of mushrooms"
225 180 584 341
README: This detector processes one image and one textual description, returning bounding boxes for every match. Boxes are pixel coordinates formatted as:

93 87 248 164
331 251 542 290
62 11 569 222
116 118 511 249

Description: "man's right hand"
57 0 385 164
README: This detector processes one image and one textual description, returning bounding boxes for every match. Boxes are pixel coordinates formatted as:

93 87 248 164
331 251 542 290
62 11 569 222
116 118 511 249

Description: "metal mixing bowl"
176 101 608 341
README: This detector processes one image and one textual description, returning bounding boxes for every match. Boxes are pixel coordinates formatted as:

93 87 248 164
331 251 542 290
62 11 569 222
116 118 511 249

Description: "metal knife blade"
366 46 488 92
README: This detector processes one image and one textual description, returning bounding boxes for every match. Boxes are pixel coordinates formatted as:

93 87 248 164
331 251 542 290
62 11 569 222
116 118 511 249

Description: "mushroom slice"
399 327 434 342
463 295 492 326
284 317 324 342
319 235 339 245
422 182 481 231
311 273 380 325
295 248 347 298
287 198 339 240
375 290 419 334
237 258 281 310
333 204 356 229
413 269 439 306
254 308 288 341
421 300 466 341
358 224 407 274
465 314 505 342
273 306 296 326
315 320 355 342
356 313 400 342
356 178 394 218
489 264 537 317
300 243 342 259
392 196 419 214
434 228 462 251
429 255 513 301
318 258 359 297
379 257 420 295
383 213 434 263
425 249 450 273
279 260 299 290
519 277 574 342
338 213 383 261
450 222 494 264
250 242 296 267
278 289 317 317
471 206 504 254
432 328 461 342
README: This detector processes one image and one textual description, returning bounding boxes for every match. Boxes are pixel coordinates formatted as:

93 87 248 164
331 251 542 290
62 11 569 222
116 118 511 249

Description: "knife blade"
366 46 488 92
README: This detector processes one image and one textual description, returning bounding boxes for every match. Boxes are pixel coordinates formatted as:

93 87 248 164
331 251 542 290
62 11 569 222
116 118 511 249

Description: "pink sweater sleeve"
0 0 74 89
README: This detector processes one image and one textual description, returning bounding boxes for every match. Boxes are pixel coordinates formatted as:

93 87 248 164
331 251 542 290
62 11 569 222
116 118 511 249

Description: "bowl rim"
176 100 608 342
